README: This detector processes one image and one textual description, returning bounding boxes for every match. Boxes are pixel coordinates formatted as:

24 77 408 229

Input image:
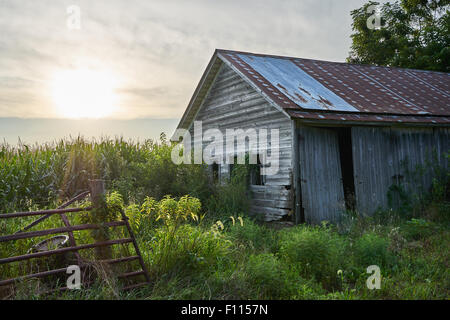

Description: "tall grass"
0 135 212 213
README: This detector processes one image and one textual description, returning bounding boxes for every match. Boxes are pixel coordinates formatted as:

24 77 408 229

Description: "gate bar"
0 238 132 264
0 207 92 219
0 221 126 243
119 209 151 284
16 190 90 234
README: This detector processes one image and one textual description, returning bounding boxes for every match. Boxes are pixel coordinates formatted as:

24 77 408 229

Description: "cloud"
0 0 372 120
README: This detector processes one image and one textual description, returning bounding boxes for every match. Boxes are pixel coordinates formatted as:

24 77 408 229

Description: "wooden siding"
297 126 346 223
352 126 450 215
188 64 293 221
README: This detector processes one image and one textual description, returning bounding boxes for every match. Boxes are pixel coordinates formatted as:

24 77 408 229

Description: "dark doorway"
337 127 356 211
250 154 265 186
212 162 219 183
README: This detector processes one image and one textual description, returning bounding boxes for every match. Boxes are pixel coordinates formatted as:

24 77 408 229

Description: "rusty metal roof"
217 49 450 124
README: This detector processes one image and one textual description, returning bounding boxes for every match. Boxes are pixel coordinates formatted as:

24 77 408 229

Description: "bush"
244 253 285 298
278 226 347 289
227 217 278 253
244 253 325 299
353 232 392 269
425 177 450 223
129 195 212 276
205 164 251 219
401 218 438 241
145 224 231 277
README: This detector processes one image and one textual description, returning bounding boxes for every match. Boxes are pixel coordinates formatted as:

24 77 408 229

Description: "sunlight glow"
51 69 118 119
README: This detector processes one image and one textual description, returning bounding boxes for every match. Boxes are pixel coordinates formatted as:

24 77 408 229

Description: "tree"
347 0 450 72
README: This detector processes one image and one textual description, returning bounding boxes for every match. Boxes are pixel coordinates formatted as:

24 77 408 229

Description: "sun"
51 69 118 119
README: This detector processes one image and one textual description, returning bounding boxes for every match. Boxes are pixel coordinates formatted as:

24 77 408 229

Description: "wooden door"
298 126 345 223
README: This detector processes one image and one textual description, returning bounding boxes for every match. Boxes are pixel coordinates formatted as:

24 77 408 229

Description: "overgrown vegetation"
0 137 449 299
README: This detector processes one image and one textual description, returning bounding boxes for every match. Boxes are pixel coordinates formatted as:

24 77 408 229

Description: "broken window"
228 154 265 185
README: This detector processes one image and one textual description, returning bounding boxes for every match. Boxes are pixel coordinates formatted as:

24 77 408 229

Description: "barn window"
229 155 265 185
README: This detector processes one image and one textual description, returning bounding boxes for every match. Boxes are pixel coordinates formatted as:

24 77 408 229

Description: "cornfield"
0 135 212 214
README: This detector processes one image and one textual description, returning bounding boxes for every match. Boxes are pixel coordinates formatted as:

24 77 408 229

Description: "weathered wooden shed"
175 49 450 224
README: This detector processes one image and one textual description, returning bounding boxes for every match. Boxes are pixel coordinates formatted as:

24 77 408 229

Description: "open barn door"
298 126 346 223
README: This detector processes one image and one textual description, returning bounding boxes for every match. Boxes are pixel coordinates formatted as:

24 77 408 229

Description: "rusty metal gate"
0 182 150 298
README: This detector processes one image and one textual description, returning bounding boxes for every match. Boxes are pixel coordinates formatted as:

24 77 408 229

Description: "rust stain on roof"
294 92 307 103
318 96 333 109
298 86 311 96
277 83 307 104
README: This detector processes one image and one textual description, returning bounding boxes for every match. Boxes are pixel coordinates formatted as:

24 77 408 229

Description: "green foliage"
157 195 202 229
78 191 125 260
0 142 62 212
354 232 392 268
145 224 231 277
384 152 449 223
79 191 122 226
127 195 218 278
244 253 286 298
401 218 438 240
348 0 450 72
227 217 279 253
125 197 158 236
205 162 251 219
426 176 450 223
3 188 450 299
128 194 202 234
387 183 413 217
278 225 348 289
242 253 325 299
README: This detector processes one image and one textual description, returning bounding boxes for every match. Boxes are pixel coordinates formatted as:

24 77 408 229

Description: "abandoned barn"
174 49 450 224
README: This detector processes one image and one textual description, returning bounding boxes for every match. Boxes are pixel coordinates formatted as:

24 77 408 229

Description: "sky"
0 0 376 143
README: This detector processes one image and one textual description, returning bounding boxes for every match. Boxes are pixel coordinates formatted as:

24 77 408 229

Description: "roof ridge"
216 49 450 75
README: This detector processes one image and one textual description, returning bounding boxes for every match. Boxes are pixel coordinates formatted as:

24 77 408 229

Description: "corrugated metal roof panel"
217 50 450 124
237 54 358 112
